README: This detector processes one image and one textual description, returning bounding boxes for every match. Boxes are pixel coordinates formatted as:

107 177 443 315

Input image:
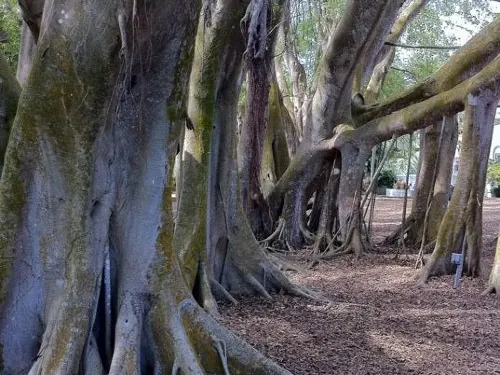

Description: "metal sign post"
451 252 464 289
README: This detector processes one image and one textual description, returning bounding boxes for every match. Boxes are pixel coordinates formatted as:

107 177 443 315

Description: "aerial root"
198 262 219 316
259 218 285 245
213 338 231 375
264 264 324 300
171 358 181 375
211 278 238 305
243 273 273 299
300 221 316 243
267 252 299 272
84 334 105 375
321 246 353 260
482 286 495 295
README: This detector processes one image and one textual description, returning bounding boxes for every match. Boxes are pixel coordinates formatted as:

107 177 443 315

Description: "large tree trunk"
16 22 37 85
205 7 311 300
260 81 291 198
419 96 497 283
175 0 310 306
266 0 404 249
238 0 284 238
0 1 292 373
384 116 458 246
486 229 500 294
336 144 369 257
425 117 459 243
280 1 307 140
464 98 497 276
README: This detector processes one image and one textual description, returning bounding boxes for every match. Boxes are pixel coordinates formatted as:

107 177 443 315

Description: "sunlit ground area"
220 198 500 375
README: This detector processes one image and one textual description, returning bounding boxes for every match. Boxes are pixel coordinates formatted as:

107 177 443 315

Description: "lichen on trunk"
419 95 497 283
0 1 295 373
384 116 458 247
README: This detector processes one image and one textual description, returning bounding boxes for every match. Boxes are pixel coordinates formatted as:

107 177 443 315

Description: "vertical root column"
108 297 143 374
152 290 293 375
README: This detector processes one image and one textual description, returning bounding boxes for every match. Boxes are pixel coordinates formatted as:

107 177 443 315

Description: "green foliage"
380 68 408 100
384 133 420 176
487 162 500 186
493 186 500 198
289 0 346 84
381 0 493 99
377 169 397 188
0 0 21 70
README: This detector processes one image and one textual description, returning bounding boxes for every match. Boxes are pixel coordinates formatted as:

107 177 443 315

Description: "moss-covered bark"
425 117 458 242
419 96 495 283
358 15 500 124
384 116 458 247
174 0 243 309
260 81 291 197
464 99 497 276
0 1 295 373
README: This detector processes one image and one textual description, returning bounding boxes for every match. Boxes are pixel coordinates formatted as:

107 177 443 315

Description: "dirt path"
219 198 500 375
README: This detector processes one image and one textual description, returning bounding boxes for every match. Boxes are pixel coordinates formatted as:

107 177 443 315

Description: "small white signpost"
451 252 464 289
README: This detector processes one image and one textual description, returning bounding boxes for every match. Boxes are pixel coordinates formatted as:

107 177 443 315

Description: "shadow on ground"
219 198 500 375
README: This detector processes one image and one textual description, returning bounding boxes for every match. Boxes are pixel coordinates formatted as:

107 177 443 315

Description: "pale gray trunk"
267 0 404 248
0 1 292 373
336 145 369 257
16 22 37 86
419 95 496 282
384 116 458 246
207 34 311 299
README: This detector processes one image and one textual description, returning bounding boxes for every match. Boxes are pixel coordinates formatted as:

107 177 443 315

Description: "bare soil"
219 197 500 374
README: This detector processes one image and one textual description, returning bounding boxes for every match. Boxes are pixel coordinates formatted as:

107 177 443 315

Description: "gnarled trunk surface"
266 0 404 249
419 96 497 283
0 1 292 373
384 116 458 247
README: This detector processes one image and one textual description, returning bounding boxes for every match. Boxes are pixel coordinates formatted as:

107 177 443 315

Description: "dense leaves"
0 0 20 70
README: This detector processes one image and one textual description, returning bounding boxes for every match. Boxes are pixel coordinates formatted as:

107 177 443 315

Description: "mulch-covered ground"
219 198 500 374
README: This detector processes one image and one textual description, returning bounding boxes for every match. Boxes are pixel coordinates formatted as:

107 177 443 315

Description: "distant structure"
493 145 500 163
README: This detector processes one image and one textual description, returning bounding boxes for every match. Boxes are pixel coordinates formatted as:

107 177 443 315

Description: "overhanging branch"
385 42 461 50
357 16 500 124
340 55 500 149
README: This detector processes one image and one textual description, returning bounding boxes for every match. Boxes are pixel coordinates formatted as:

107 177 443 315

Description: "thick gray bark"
384 116 458 247
419 94 497 282
206 13 311 299
16 22 37 85
0 1 292 373
486 228 500 294
267 0 404 248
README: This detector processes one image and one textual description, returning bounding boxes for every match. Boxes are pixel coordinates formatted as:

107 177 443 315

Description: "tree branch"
384 41 461 50
343 55 500 149
357 15 500 124
390 66 417 81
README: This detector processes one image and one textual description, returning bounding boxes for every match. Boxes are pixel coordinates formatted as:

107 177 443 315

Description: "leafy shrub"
487 162 500 186
492 186 500 198
377 169 397 188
